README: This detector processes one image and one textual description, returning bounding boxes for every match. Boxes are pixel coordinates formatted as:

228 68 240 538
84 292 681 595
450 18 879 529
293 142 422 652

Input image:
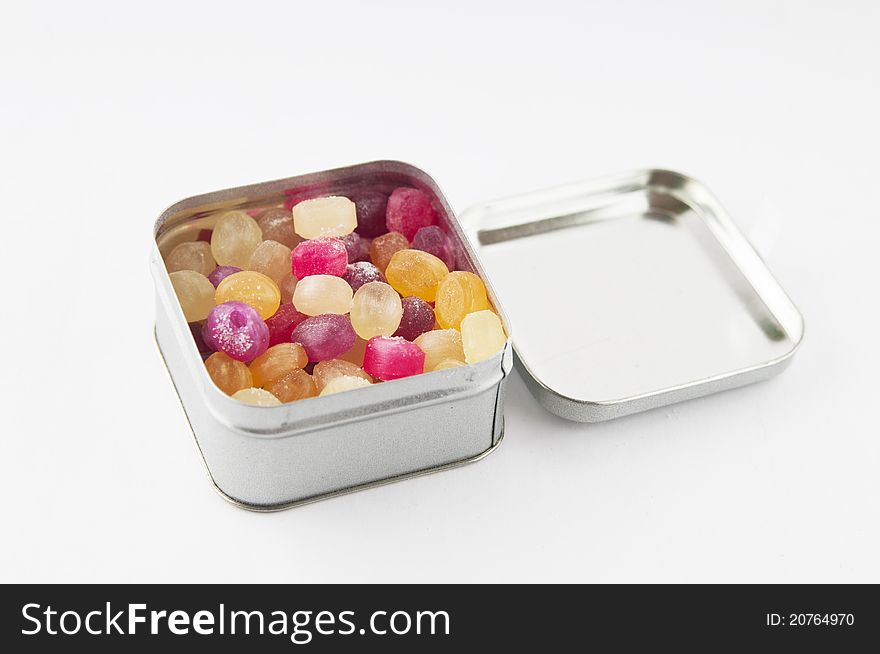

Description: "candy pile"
165 187 506 405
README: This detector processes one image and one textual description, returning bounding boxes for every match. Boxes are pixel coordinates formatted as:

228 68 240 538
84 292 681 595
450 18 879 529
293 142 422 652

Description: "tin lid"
461 169 804 422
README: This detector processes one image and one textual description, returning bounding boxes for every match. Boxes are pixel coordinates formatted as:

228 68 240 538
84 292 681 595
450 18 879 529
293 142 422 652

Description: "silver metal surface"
461 169 803 422
151 161 512 509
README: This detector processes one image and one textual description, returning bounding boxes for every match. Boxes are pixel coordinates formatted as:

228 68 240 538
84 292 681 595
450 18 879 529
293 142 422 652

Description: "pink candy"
363 336 425 381
386 188 438 240
202 301 269 362
291 314 356 362
292 237 348 279
265 303 309 346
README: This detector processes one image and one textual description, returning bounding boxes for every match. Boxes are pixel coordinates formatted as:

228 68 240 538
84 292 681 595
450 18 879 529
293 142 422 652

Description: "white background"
1 1 878 583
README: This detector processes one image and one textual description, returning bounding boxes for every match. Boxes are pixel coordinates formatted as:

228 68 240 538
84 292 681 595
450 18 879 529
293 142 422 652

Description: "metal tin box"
152 163 803 510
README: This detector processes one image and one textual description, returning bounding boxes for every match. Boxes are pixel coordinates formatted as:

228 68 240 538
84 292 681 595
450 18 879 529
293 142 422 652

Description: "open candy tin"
151 162 803 510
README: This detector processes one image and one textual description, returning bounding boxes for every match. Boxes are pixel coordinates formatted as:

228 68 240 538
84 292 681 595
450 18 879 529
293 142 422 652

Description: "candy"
393 296 435 341
165 241 216 276
169 270 216 322
215 270 281 320
411 225 455 270
210 210 263 268
264 303 308 346
264 368 318 403
203 301 269 362
291 314 356 362
292 237 348 279
350 281 403 340
460 310 506 363
363 336 425 381
292 275 353 315
343 261 386 292
433 359 464 371
413 329 465 371
434 271 490 329
386 187 438 239
351 189 389 238
189 321 213 358
248 240 293 285
208 265 242 288
313 359 373 392
256 208 300 249
278 274 297 304
292 196 357 239
369 231 408 272
249 343 308 387
338 337 368 367
205 352 253 395
340 232 370 263
232 387 282 406
197 229 212 242
384 249 449 302
319 375 373 397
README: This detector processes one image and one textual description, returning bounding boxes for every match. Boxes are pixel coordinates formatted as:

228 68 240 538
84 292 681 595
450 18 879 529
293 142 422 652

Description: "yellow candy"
210 210 263 268
292 196 357 239
249 343 308 387
384 249 449 302
292 275 353 316
413 329 465 371
319 375 373 397
264 368 317 403
165 241 216 276
313 359 373 392
232 388 282 406
205 352 253 395
215 270 281 320
433 358 464 371
248 240 292 285
460 310 506 363
435 271 490 329
350 281 403 340
169 270 215 322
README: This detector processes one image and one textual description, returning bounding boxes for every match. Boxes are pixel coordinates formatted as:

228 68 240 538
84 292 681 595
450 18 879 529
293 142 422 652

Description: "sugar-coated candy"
249 343 308 387
208 265 242 288
313 359 373 392
264 368 317 403
210 210 263 268
394 296 435 341
460 310 506 363
363 336 425 381
292 237 348 279
343 262 386 292
264 303 308 346
384 249 449 302
411 226 455 270
205 352 253 395
169 270 216 322
351 190 389 238
350 281 403 340
215 270 281 320
291 314 356 362
369 231 408 272
413 329 465 371
166 241 216 276
433 359 464 371
292 196 357 239
203 301 270 362
338 337 368 367
248 240 293 285
320 375 373 397
278 274 297 304
386 187 438 240
232 387 282 406
292 274 353 316
256 208 300 249
340 232 370 263
434 271 490 329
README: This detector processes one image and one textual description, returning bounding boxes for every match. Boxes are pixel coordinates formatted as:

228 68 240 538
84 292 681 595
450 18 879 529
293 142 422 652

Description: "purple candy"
411 226 454 270
340 232 370 263
351 190 389 238
394 296 436 341
343 261 386 292
208 265 242 288
291 314 356 362
189 322 213 359
202 301 269 362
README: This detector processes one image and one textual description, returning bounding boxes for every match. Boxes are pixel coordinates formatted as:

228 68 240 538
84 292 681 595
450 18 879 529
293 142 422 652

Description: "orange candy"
384 249 449 302
249 343 308 387
264 368 318 403
205 352 253 395
434 271 491 329
313 359 373 393
369 231 409 272
215 270 281 320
